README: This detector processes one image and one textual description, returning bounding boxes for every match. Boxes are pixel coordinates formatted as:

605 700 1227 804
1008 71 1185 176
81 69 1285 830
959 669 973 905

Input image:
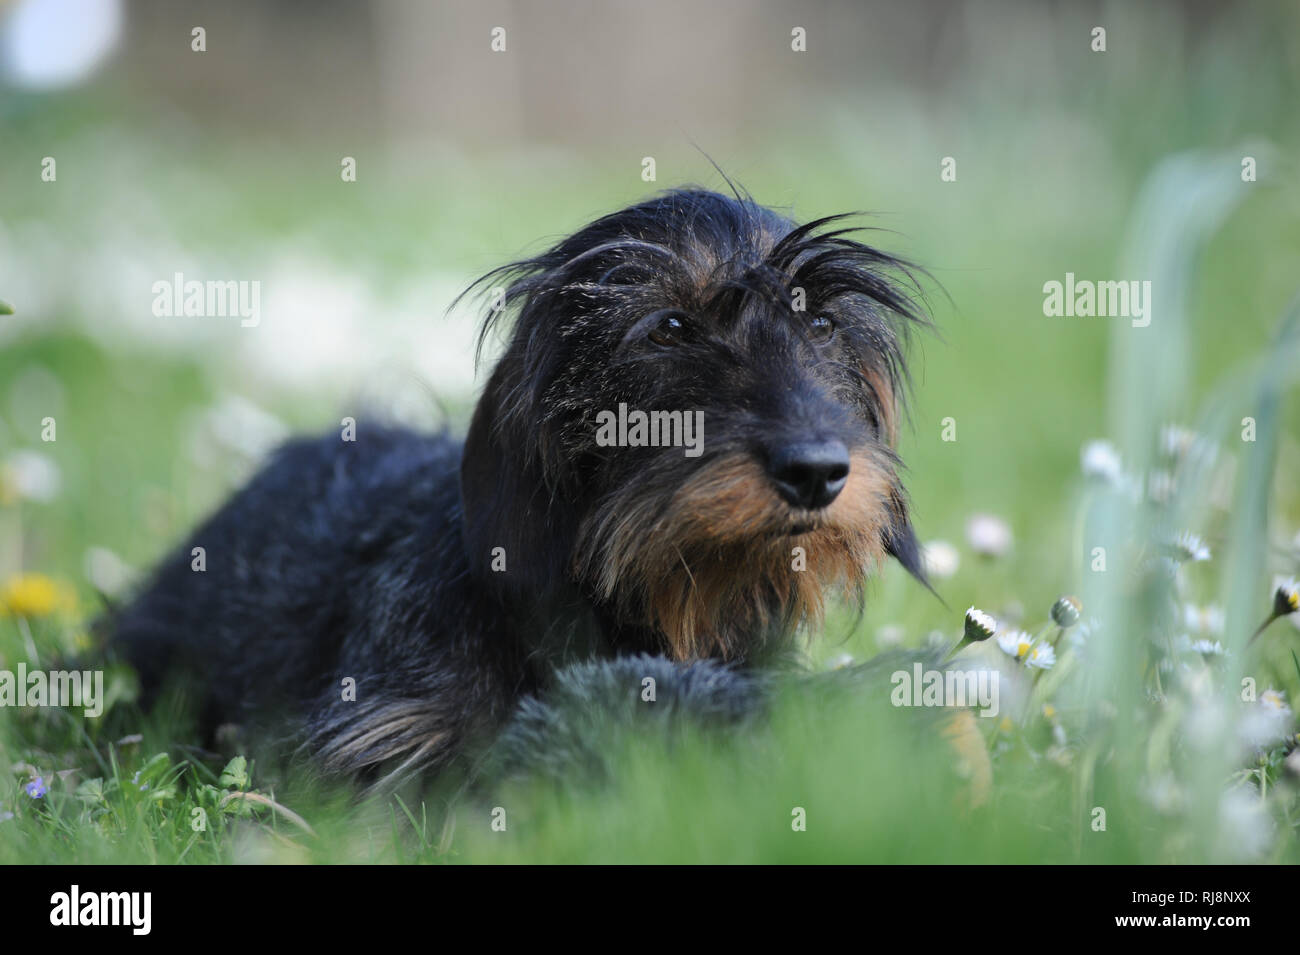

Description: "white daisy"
826 653 855 671
922 540 960 579
1260 688 1291 717
1080 440 1122 484
1159 424 1218 467
1 450 61 503
1218 790 1275 860
83 546 137 598
1144 773 1184 814
1183 603 1225 635
965 513 1013 558
1239 689 1294 749
1025 642 1056 670
875 625 904 648
1170 531 1211 563
996 628 1033 660
1159 424 1196 458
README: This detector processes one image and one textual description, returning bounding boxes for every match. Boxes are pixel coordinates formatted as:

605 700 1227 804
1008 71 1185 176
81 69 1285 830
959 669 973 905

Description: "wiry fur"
486 654 771 785
576 448 897 661
111 187 931 785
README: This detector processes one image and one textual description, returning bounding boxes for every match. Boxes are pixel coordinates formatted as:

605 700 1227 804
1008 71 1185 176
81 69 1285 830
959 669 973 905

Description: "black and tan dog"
113 188 932 785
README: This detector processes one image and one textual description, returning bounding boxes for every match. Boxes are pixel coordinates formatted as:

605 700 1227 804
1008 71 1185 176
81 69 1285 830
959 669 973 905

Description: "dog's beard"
574 449 895 660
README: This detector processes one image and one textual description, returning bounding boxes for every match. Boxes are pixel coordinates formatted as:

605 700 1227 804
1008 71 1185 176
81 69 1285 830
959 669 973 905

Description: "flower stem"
1247 614 1277 645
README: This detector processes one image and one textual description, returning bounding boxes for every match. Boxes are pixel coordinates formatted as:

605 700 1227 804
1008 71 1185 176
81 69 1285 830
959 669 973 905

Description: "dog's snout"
767 439 850 510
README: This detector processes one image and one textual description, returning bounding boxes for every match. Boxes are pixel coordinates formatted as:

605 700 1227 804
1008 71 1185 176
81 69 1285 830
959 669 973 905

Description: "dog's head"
461 188 930 661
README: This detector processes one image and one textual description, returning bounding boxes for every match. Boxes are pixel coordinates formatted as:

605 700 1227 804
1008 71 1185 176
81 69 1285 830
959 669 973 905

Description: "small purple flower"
25 777 47 799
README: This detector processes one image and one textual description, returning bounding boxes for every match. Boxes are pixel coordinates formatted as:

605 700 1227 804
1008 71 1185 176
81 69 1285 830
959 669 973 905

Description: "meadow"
2 4 1300 863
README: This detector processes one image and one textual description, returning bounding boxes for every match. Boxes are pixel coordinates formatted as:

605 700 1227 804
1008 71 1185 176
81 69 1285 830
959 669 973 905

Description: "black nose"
767 439 850 510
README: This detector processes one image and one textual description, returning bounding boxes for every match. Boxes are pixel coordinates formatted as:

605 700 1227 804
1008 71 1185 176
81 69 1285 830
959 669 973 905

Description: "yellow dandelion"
0 573 76 618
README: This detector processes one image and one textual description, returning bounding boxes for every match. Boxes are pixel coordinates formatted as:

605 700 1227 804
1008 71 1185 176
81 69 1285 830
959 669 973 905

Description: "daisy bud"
1273 577 1299 619
1050 595 1082 628
1249 577 1300 644
964 607 997 642
1166 531 1211 563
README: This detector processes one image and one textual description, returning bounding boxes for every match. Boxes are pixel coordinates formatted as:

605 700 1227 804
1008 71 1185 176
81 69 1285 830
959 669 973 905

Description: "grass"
3 61 1300 862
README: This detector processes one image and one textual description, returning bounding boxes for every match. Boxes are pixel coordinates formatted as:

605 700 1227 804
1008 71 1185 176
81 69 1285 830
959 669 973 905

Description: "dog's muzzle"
765 438 850 510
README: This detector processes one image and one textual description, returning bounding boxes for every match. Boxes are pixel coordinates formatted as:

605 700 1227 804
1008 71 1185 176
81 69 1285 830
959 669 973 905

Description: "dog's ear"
460 356 574 605
882 487 934 593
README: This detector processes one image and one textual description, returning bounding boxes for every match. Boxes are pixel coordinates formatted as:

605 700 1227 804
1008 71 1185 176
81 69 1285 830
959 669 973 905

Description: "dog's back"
112 426 525 776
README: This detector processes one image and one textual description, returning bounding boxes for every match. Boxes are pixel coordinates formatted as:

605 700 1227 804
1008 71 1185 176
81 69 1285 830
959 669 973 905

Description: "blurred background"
2 0 1300 863
3 0 1297 643
2 0 1300 657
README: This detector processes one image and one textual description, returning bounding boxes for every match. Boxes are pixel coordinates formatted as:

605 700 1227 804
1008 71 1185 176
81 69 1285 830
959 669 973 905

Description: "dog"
112 187 932 786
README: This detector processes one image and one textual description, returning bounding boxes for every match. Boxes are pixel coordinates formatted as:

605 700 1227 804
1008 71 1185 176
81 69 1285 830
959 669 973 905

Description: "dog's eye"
808 315 835 344
647 311 688 347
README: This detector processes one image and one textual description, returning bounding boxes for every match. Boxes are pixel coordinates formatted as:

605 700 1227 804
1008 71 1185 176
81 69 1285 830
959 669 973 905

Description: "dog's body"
113 188 929 783
116 427 527 777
